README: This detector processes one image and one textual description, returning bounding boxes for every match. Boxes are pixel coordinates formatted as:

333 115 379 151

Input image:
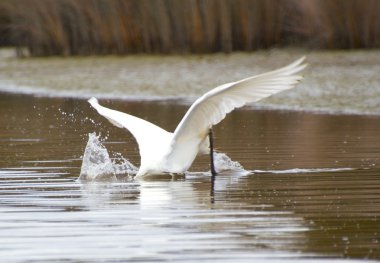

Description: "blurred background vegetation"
0 0 379 56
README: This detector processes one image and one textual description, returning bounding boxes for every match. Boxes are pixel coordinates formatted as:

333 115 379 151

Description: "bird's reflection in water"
79 172 309 256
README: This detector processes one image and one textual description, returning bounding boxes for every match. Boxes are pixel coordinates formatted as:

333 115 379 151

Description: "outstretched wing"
165 57 307 166
88 98 173 166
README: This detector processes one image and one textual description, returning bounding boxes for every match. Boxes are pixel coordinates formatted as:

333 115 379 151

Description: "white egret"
88 57 307 177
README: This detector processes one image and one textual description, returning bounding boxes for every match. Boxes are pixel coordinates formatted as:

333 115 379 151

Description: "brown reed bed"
0 0 379 56
296 0 380 49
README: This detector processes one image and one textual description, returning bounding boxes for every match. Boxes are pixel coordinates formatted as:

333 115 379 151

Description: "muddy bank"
0 48 379 115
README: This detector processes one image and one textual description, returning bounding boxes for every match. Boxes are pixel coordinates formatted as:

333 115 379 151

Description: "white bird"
88 57 307 177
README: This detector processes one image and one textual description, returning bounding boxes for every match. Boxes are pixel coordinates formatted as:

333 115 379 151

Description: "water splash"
214 152 247 173
79 134 250 180
212 155 354 176
252 167 354 174
79 133 115 181
79 133 137 181
112 153 138 176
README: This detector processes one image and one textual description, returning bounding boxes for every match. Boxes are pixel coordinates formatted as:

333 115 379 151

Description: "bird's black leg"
209 128 217 203
209 128 217 176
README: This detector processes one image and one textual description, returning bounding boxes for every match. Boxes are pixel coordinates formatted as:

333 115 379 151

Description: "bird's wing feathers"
88 98 172 164
169 57 307 155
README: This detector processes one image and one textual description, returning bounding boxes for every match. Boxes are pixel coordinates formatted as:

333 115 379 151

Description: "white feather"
88 57 307 177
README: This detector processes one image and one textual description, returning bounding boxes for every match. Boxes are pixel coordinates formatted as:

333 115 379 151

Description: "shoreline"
1 48 379 116
1 89 379 118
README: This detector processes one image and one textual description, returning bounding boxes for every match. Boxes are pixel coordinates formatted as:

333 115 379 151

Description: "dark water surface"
0 93 379 262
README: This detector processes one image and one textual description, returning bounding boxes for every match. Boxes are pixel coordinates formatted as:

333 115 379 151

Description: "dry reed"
0 0 379 56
